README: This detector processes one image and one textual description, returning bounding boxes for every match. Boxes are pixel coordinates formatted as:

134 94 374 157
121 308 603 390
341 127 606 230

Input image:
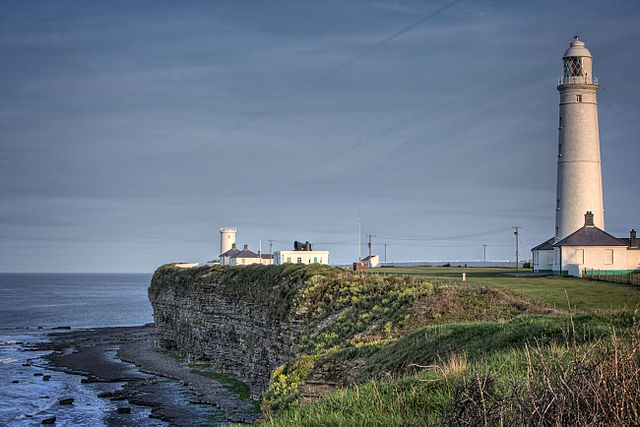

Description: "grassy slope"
367 266 640 311
260 267 640 425
264 314 638 426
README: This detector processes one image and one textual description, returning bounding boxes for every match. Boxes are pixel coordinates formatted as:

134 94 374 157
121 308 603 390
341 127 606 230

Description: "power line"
376 227 510 242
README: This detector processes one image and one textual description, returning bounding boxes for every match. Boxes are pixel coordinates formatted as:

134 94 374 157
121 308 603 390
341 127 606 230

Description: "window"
558 144 562 157
313 257 317 263
605 249 614 265
564 57 583 77
558 117 563 130
576 94 582 102
296 257 302 264
286 257 291 263
575 249 584 264
556 199 560 211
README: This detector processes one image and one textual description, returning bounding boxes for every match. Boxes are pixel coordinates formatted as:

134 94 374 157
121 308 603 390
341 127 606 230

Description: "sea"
0 273 203 426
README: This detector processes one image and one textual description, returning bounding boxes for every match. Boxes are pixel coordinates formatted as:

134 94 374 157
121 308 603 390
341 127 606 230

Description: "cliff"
149 264 552 412
150 264 640 425
148 263 325 398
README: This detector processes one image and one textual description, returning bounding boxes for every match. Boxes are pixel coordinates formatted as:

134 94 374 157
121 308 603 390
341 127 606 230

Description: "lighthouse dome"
563 38 592 58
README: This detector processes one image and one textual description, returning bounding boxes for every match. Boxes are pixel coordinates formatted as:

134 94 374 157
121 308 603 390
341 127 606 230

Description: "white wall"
555 84 604 239
532 249 554 272
229 256 273 266
627 250 640 271
274 251 329 265
557 245 628 276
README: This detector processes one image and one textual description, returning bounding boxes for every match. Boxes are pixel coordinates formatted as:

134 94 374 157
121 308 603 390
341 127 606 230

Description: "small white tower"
219 227 237 255
555 36 604 240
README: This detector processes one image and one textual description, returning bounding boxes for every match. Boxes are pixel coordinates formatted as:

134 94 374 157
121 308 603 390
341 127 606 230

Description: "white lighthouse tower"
554 36 604 240
219 227 237 255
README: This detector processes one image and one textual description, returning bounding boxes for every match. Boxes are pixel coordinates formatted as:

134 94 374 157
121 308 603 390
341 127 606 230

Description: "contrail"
209 0 463 146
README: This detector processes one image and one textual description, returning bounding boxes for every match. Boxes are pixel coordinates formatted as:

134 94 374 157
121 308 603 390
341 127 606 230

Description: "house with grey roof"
219 243 241 265
540 212 640 276
228 244 274 266
531 238 555 273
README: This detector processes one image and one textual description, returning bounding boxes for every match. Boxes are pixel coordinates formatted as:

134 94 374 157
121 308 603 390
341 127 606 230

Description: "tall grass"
446 316 640 425
262 312 640 425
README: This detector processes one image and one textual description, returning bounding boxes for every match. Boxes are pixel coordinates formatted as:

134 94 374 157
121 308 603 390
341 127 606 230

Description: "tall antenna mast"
358 210 362 262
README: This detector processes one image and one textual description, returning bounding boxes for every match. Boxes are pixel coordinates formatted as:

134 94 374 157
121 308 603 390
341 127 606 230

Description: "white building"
219 243 240 266
229 244 274 266
532 38 639 277
552 213 640 276
362 255 380 268
274 250 329 265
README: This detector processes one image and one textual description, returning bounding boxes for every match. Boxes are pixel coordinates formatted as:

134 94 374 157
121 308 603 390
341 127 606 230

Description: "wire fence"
582 269 640 286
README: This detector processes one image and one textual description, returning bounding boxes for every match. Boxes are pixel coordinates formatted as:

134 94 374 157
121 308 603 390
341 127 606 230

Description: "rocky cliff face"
148 264 307 398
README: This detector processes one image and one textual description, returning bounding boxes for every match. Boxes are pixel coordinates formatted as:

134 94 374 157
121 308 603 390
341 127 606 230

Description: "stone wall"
148 264 304 398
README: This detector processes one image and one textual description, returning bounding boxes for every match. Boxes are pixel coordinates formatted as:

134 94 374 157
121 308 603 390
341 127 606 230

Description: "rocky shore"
33 324 260 425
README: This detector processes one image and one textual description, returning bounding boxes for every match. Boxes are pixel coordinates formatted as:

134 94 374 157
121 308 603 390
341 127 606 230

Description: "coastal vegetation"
151 264 640 425
260 265 640 425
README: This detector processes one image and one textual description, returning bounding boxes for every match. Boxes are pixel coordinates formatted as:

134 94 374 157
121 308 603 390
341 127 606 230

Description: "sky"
1 0 639 272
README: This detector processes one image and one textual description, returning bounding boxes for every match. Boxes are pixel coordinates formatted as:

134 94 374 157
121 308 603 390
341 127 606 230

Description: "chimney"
231 243 237 249
630 229 637 248
584 211 595 227
243 244 248 251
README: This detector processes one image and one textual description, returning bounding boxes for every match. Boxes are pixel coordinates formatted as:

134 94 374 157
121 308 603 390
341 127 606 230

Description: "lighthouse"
554 36 604 240
531 38 639 276
219 227 237 255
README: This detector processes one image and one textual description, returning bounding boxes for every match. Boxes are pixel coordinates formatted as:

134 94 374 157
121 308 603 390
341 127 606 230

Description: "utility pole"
268 240 274 254
367 234 375 259
512 227 521 270
384 243 388 263
482 244 487 263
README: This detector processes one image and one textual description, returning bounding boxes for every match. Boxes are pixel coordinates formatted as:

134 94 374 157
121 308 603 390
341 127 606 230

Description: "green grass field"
366 266 640 312
200 264 640 425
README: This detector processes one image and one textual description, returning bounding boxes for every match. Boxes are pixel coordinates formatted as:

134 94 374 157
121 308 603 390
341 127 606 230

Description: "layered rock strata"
148 265 303 398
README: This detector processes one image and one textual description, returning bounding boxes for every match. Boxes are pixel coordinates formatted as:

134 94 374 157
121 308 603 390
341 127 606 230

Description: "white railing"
558 75 598 85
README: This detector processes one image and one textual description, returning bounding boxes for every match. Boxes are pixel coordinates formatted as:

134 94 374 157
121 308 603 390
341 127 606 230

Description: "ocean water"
0 273 167 426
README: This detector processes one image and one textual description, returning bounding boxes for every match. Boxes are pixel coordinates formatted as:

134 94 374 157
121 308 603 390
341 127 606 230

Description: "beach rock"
41 416 56 424
12 380 19 383
117 407 131 414
59 397 74 405
43 375 51 381
97 391 114 398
